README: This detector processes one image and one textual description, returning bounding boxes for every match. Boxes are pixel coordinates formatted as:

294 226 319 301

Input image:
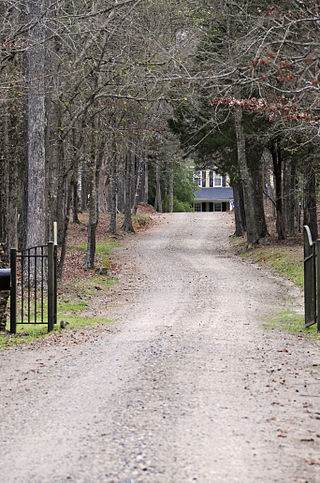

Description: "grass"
231 236 304 287
0 241 120 350
71 241 119 268
0 314 113 350
262 308 320 339
230 235 320 339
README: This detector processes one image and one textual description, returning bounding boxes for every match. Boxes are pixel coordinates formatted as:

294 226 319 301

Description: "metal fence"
303 225 320 331
10 242 57 334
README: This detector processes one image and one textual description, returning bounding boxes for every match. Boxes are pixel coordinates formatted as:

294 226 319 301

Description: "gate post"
304 225 316 327
48 242 54 332
10 248 17 334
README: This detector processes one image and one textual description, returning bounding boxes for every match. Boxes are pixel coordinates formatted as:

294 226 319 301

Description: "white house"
193 170 234 212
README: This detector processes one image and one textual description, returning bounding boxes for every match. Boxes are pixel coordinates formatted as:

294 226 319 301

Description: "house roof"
194 187 234 201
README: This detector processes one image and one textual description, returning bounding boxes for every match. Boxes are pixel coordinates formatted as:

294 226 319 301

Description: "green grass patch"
57 313 112 328
0 314 113 350
262 308 319 338
58 300 89 311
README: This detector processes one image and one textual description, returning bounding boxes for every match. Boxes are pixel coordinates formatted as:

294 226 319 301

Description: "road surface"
1 213 320 482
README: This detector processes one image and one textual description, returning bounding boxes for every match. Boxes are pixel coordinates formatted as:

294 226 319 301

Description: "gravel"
0 212 320 483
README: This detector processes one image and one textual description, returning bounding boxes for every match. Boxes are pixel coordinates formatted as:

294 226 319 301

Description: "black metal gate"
10 242 57 334
303 225 320 331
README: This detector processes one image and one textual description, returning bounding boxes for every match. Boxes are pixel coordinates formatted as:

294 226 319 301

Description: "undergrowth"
230 235 320 338
231 236 303 287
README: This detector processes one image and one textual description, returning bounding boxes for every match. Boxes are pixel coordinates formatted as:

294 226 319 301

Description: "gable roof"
194 187 234 201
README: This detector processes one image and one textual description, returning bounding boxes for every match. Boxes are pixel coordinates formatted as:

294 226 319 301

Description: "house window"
194 172 201 186
214 173 222 186
201 171 206 187
194 203 201 212
214 203 222 212
208 170 223 187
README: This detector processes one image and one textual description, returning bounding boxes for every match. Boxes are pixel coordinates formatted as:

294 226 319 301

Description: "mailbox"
0 269 11 291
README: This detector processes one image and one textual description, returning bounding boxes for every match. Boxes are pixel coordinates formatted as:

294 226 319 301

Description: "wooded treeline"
0 0 199 275
169 0 320 247
0 0 319 277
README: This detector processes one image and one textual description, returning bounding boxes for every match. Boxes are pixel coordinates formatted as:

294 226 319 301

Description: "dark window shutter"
222 176 226 187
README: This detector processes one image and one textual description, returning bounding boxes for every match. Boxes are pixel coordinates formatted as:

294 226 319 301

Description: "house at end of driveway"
193 169 234 212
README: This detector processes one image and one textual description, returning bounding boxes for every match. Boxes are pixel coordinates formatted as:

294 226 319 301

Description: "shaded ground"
1 213 320 482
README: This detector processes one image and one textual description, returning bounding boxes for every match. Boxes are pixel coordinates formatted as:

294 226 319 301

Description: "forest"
0 0 319 274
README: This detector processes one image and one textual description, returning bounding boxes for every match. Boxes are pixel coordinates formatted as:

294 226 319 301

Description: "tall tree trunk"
72 129 81 224
57 179 72 281
0 104 9 254
169 162 174 213
303 159 318 241
122 152 135 232
270 140 286 240
234 109 259 248
144 157 149 204
251 155 268 238
108 150 117 234
285 161 296 237
84 124 104 268
232 183 245 237
25 0 47 249
154 160 163 213
132 156 143 215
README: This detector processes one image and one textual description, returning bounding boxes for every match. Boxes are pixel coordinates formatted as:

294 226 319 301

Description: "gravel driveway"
1 213 320 482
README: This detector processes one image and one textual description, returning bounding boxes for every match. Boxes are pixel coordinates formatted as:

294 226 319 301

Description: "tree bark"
143 157 149 204
234 109 259 248
132 155 143 215
121 152 135 232
270 140 286 240
154 160 163 213
169 162 174 213
232 183 245 237
285 160 296 237
251 155 268 238
108 149 117 234
57 179 72 281
25 0 48 249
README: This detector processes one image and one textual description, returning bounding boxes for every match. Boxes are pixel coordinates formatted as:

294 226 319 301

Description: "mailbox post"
0 268 11 332
0 269 11 291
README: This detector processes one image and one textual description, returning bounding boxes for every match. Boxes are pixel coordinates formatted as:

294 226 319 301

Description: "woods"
0 0 319 274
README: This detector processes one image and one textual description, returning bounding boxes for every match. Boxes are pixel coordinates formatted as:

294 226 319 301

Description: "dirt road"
1 213 320 482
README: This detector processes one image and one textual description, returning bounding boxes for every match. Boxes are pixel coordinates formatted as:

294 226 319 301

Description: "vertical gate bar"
34 247 37 324
48 242 54 332
304 226 316 327
317 240 320 332
54 243 57 325
27 248 30 324
10 249 17 334
53 222 58 325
